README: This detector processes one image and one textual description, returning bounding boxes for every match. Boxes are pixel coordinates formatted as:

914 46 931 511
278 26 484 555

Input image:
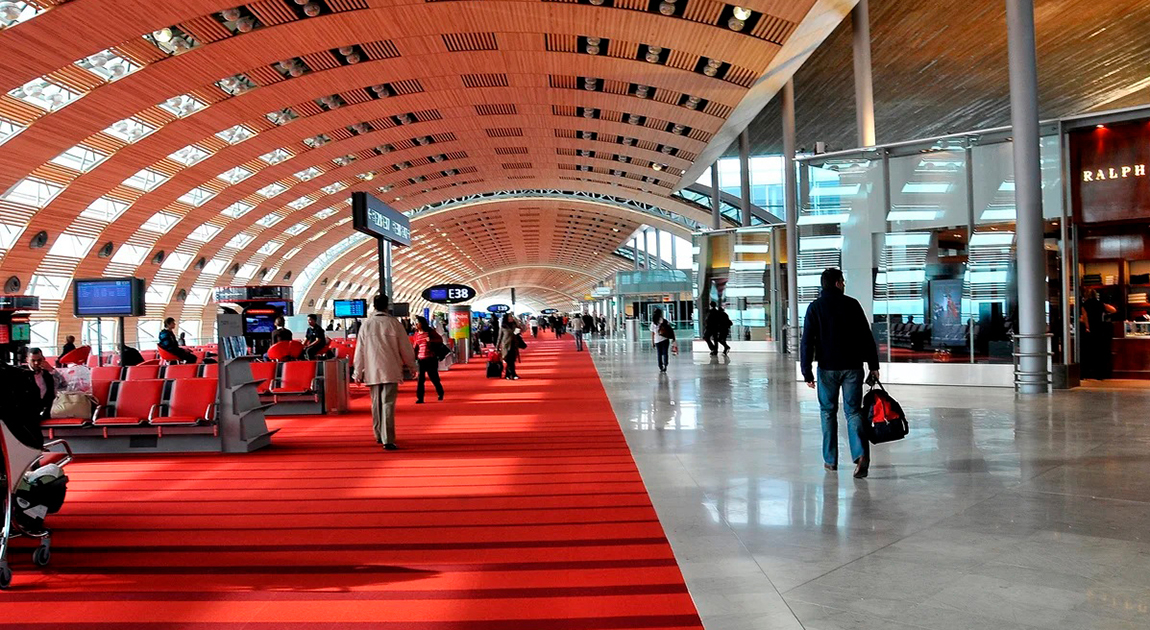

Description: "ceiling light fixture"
585 36 601 55
658 0 676 16
153 28 174 43
732 6 752 20
645 46 662 63
727 17 745 31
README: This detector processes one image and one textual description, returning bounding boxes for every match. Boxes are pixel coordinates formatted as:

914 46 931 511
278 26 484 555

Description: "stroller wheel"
0 563 11 589
32 546 50 567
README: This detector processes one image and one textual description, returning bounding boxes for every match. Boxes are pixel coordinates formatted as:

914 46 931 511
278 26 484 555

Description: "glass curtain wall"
693 228 783 342
798 125 1065 367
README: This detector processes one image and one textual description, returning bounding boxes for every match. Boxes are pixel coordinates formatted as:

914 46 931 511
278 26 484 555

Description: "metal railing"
1012 332 1052 392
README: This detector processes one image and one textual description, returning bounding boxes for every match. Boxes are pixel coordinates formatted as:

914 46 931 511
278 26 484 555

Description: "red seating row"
249 360 322 402
43 378 217 438
90 363 218 381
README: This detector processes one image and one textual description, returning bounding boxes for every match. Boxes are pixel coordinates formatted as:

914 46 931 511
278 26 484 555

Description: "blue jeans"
817 368 868 466
574 330 584 351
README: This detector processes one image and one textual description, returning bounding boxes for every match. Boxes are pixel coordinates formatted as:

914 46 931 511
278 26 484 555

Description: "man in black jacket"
801 268 880 478
25 348 57 420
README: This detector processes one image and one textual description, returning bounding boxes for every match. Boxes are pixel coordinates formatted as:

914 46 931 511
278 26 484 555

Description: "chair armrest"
148 403 162 421
91 404 105 421
204 403 216 422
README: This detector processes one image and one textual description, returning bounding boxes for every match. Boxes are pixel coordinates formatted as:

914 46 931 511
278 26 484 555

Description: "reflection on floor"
590 337 1150 630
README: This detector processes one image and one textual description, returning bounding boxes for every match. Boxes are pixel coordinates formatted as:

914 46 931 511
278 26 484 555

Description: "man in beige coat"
353 294 417 450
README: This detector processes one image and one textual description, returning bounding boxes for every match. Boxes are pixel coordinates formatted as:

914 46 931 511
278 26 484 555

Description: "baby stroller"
0 364 72 589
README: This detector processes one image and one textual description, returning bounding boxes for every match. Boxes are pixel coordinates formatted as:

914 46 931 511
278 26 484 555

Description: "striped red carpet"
0 334 703 629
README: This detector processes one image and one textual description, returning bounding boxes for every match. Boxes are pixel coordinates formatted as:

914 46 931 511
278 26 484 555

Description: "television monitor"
11 322 30 343
243 314 277 335
266 300 294 316
333 299 367 318
73 278 145 317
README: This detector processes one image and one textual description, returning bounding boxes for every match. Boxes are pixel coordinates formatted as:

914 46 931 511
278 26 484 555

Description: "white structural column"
782 80 800 354
710 162 722 230
632 236 640 270
739 129 753 227
654 229 662 269
852 0 877 147
1006 0 1050 393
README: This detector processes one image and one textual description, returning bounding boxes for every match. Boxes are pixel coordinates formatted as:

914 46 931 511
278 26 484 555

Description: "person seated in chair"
159 317 198 364
57 335 77 367
304 314 328 360
25 348 57 420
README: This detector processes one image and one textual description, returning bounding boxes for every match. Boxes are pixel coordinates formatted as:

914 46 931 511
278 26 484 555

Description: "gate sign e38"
351 192 412 246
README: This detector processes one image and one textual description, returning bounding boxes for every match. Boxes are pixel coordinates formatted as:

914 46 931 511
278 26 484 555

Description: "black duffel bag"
862 381 909 444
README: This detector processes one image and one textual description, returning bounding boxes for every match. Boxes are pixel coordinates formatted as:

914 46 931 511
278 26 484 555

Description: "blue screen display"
244 314 277 334
429 288 448 300
333 299 367 318
75 279 136 316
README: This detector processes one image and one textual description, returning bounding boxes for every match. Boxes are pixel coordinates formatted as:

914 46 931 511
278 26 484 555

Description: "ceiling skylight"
170 144 210 166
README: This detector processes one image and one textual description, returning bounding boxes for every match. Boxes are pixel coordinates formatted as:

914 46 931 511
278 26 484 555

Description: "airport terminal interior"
1 0 1150 628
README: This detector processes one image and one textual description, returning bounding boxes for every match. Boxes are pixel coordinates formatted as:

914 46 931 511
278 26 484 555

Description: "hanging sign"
421 284 476 304
487 304 511 313
541 308 558 314
351 192 412 246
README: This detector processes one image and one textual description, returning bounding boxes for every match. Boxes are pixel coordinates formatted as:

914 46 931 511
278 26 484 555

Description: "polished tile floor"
587 337 1150 630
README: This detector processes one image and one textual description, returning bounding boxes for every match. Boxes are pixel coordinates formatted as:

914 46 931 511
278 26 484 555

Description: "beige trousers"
369 383 399 444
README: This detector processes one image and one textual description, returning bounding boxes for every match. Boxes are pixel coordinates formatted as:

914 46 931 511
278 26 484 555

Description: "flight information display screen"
333 299 367 318
74 278 144 317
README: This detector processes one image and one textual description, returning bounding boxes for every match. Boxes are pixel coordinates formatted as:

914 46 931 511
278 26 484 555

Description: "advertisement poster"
449 308 470 340
930 279 965 347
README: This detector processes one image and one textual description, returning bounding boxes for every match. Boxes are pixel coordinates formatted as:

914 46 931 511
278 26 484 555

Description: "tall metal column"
377 240 392 297
739 129 752 227
1006 0 1049 393
643 229 651 270
654 229 662 269
632 236 640 270
782 80 800 354
852 0 876 147
710 162 722 229
670 234 677 268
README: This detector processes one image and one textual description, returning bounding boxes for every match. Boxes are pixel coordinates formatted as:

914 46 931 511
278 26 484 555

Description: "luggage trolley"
0 422 72 589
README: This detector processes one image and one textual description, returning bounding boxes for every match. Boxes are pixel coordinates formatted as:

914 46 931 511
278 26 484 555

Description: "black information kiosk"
214 286 294 355
0 295 39 365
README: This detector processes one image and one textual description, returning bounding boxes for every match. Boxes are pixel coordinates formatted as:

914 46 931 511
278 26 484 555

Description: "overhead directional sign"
422 284 476 304
487 304 511 313
541 308 558 314
351 191 411 246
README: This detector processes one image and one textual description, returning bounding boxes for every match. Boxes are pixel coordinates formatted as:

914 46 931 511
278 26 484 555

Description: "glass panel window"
0 2 41 28
82 319 116 349
0 222 21 249
26 274 70 300
288 196 311 210
225 233 253 249
186 288 211 305
145 283 173 304
283 246 302 259
104 117 155 143
0 177 62 207
111 243 149 266
321 182 346 195
265 109 298 126
256 182 287 198
215 124 254 145
177 186 215 207
188 222 222 242
284 223 307 236
170 144 210 166
294 167 321 181
260 148 292 164
221 201 253 218
141 211 181 232
315 207 336 219
78 197 127 222
160 251 192 271
258 241 283 255
256 213 282 227
178 320 201 344
76 49 139 82
0 117 23 145
158 94 206 117
9 80 80 111
235 264 257 280
137 320 162 346
203 258 229 275
122 167 168 191
50 145 108 172
29 321 57 350
217 166 253 184
47 233 95 259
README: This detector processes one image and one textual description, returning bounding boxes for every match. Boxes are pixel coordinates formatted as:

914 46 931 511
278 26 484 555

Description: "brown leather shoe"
853 457 869 479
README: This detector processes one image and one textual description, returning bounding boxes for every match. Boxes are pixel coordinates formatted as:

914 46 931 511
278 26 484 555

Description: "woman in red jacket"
412 315 445 403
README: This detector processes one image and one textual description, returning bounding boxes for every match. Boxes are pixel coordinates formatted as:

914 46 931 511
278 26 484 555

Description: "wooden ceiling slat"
339 88 374 104
602 79 629 95
390 80 425 95
245 66 286 87
246 0 298 26
0 95 43 125
134 106 177 128
666 50 699 72
361 40 401 60
684 0 724 25
723 65 757 87
112 38 168 66
751 14 796 44
179 16 234 44
327 0 369 11
607 39 638 60
47 65 104 93
300 51 341 71
80 133 125 155
702 101 732 118
545 34 577 53
29 163 75 186
654 89 680 105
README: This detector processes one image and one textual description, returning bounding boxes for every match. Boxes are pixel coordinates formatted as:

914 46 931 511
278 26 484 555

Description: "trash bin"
624 319 639 342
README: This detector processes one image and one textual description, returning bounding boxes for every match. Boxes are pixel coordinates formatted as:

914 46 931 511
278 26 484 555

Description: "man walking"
801 268 880 478
354 294 417 450
571 313 585 351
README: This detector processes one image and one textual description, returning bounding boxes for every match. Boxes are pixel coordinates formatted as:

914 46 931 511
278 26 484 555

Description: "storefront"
693 227 787 351
1068 112 1150 380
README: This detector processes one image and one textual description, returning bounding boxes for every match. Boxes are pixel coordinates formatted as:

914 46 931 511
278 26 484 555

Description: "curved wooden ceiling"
0 0 846 340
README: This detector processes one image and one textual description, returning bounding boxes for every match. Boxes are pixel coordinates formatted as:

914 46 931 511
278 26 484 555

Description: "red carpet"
0 334 703 629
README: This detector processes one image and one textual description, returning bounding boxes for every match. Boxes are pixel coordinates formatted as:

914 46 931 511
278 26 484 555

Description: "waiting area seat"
150 378 217 428
93 379 165 428
269 361 320 402
42 375 219 441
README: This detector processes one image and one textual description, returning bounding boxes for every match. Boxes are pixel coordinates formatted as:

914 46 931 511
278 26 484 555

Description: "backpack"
657 320 676 340
862 382 908 444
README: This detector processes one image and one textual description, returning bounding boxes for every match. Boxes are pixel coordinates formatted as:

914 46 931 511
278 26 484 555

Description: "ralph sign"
1070 119 1150 224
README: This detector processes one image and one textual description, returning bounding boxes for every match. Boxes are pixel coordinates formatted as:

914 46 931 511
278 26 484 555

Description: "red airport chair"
93 379 165 430
151 379 218 428
58 345 91 366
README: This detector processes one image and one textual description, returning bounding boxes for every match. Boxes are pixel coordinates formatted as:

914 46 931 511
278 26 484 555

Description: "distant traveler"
530 316 539 338
704 302 732 355
178 332 187 346
801 268 880 479
411 316 445 404
650 308 674 373
1080 289 1117 379
348 318 361 336
582 313 595 338
159 318 197 363
354 294 417 450
497 314 523 380
59 335 76 365
25 348 57 420
304 314 327 359
571 313 585 351
273 317 293 343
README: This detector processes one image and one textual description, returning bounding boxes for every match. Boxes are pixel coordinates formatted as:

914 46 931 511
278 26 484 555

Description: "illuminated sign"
1070 119 1150 224
1081 164 1146 182
422 284 476 304
541 308 558 314
351 191 412 246
487 304 511 313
